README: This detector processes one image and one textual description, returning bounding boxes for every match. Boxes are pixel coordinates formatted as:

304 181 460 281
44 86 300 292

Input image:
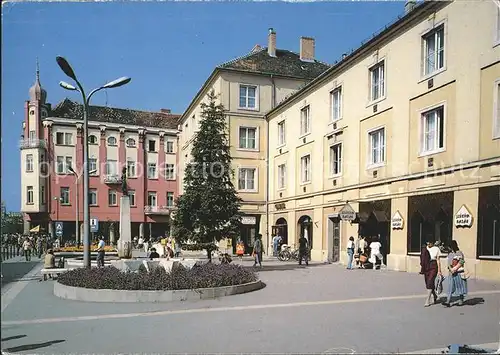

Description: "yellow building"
266 0 500 281
177 29 330 253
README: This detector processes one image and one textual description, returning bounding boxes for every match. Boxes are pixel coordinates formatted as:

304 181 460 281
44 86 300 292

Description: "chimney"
300 37 315 62
405 0 416 14
161 108 171 114
268 28 276 57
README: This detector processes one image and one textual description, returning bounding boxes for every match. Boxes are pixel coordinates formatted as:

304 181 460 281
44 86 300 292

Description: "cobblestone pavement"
1 257 499 354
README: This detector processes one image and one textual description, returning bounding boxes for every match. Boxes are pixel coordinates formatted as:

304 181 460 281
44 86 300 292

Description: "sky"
1 0 406 212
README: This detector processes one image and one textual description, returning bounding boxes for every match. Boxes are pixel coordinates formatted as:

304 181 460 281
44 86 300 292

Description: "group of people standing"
346 235 385 270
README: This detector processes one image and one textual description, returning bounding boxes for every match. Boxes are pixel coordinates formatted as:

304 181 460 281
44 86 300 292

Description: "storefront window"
477 186 500 258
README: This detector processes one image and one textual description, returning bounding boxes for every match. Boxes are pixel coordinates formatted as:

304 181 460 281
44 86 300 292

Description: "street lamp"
68 166 96 245
57 56 131 268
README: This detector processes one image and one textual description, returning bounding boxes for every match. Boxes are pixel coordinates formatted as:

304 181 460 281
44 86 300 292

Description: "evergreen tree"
172 90 242 261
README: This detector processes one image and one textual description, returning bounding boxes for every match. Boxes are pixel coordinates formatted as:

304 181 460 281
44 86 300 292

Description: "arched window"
88 135 98 145
126 138 136 147
107 136 117 146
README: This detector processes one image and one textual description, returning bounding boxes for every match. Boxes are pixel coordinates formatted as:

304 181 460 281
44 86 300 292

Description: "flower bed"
54 246 117 252
57 263 257 291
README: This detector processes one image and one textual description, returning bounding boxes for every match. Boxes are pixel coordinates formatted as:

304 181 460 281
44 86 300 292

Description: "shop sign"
339 203 356 221
274 202 286 211
241 216 256 225
454 205 473 228
391 211 404 230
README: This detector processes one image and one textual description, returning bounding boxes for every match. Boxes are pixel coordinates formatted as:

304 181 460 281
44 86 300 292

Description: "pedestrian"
236 240 245 261
346 236 355 270
443 240 468 307
298 234 309 266
43 249 56 281
37 237 43 259
420 240 442 307
252 234 263 268
149 247 160 260
272 233 278 256
96 236 105 268
369 235 385 270
22 238 31 261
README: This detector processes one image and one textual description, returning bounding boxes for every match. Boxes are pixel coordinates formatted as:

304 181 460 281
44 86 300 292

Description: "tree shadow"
1 335 27 341
5 339 65 353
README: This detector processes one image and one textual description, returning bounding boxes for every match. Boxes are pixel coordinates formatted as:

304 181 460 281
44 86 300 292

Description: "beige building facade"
178 30 330 253
266 0 500 280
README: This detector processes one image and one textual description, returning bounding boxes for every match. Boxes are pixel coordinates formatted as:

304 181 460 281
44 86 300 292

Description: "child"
236 240 245 261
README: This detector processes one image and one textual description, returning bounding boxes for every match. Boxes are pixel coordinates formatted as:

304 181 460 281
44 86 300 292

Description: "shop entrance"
328 215 341 262
272 217 288 245
358 200 391 264
297 215 313 250
477 185 500 257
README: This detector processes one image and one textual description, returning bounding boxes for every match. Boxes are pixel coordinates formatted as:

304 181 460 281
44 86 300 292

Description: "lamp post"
68 166 96 246
57 56 131 268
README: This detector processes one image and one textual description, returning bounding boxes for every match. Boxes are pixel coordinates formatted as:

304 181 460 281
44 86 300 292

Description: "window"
422 25 445 76
300 106 311 136
166 141 174 153
105 160 118 175
29 130 36 140
128 190 136 206
89 189 97 206
88 135 98 144
60 187 70 205
65 157 73 173
56 132 72 145
126 138 136 147
370 61 385 101
239 85 257 109
56 156 64 174
26 154 34 172
148 140 156 152
127 160 136 177
278 121 286 146
330 143 342 175
494 80 500 139
107 136 117 146
238 168 256 191
369 128 385 165
40 186 45 204
26 186 34 204
148 163 157 179
331 87 342 121
166 192 175 207
277 164 286 190
147 192 157 206
421 106 445 154
239 127 257 150
300 155 311 183
108 190 117 206
89 158 97 174
165 164 175 180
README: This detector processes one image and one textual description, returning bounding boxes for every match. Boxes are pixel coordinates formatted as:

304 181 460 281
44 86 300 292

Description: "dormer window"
126 138 136 147
88 135 98 145
107 136 117 146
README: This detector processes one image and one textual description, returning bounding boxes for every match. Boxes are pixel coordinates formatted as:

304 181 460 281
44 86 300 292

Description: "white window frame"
29 130 36 140
148 139 156 152
147 163 157 179
238 84 259 110
60 187 70 205
166 192 175 207
147 192 157 207
26 154 34 172
277 164 286 190
88 135 98 145
369 61 385 103
107 136 117 146
238 126 258 150
495 7 500 46
237 167 258 192
26 186 34 204
165 163 175 180
300 105 311 137
89 189 98 206
89 158 98 175
108 190 117 206
493 79 500 139
331 86 343 122
55 132 73 145
127 160 136 178
368 127 386 168
128 190 136 206
56 156 65 174
421 23 446 78
329 142 343 177
106 160 118 176
65 157 73 173
277 120 286 147
126 138 136 147
166 141 174 153
419 103 446 156
300 154 311 184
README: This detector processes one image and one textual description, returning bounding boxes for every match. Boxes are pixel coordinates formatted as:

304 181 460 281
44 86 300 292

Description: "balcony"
104 174 122 184
19 139 47 150
144 206 174 215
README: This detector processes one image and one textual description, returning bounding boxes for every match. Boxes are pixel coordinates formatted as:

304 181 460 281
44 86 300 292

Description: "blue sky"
1 1 406 211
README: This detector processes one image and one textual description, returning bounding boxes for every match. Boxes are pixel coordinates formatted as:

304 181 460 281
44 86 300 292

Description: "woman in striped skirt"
443 240 468 307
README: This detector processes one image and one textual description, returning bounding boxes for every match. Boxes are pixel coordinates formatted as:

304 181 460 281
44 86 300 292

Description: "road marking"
1 263 43 313
2 289 500 326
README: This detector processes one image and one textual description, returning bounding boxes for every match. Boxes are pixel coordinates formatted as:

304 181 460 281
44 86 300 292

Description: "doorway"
297 215 313 249
272 218 288 245
328 215 341 262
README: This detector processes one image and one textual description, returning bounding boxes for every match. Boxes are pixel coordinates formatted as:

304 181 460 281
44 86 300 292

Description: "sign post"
55 221 63 238
339 203 356 222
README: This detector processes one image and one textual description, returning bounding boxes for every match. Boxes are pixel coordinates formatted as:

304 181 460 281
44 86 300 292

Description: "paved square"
1 260 500 354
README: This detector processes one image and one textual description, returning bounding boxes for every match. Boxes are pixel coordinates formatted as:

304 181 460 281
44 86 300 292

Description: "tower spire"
36 57 40 82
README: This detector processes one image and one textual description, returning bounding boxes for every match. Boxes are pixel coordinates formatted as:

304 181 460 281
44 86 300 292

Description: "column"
43 120 55 229
138 129 146 229
139 222 144 238
80 223 84 245
98 126 107 207
158 132 166 205
48 222 54 238
110 225 115 244
75 123 83 243
23 219 30 235
118 128 126 172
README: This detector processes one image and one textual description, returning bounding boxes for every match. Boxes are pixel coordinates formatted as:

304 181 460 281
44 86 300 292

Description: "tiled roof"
49 98 180 130
218 47 331 80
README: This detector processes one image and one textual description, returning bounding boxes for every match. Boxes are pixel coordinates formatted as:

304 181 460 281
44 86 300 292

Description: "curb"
53 279 264 303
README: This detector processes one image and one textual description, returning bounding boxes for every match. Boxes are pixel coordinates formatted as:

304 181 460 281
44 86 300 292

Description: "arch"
273 217 288 246
297 215 313 249
126 137 136 147
88 135 98 145
107 136 117 146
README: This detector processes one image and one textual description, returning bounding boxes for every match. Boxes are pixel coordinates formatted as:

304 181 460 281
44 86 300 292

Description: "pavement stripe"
1 263 43 313
3 289 500 326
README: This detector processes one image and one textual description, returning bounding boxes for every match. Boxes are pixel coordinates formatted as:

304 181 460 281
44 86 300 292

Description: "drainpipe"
266 74 276 254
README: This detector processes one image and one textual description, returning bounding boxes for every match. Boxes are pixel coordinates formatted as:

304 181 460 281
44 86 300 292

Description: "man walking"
252 234 263 268
298 234 309 266
96 236 105 267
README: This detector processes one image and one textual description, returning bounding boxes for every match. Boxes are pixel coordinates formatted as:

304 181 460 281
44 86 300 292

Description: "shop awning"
30 225 40 233
372 210 389 222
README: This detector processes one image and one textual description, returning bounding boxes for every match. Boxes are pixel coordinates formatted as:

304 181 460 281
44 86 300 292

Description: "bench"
40 268 71 281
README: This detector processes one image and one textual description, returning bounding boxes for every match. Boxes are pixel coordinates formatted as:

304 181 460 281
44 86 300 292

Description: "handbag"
460 267 471 280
